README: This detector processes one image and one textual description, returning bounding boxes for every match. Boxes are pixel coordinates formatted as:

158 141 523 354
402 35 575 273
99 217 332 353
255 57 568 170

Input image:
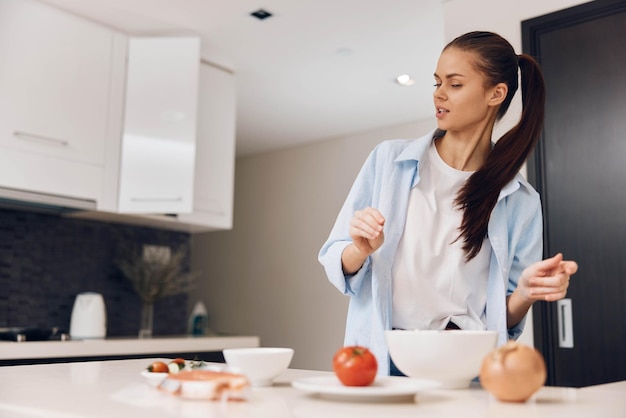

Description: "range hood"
0 185 210 232
0 186 96 214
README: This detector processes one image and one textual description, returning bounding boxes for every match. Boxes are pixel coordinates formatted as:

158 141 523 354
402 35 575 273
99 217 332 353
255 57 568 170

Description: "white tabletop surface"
0 358 624 418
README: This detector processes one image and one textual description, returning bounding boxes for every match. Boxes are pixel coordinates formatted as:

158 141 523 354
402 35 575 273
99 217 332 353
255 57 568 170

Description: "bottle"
188 301 209 336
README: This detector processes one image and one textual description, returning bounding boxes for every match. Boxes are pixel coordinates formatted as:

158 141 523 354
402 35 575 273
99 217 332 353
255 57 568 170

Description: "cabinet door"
177 62 236 230
0 0 112 167
117 37 200 214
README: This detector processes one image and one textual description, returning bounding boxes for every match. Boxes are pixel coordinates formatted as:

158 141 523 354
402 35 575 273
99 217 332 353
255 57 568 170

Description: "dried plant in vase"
115 242 197 338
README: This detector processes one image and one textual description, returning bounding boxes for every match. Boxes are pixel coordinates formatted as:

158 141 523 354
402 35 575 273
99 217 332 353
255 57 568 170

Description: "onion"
479 340 547 402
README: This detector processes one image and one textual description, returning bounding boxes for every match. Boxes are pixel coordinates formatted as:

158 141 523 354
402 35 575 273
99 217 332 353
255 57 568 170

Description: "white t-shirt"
391 141 490 331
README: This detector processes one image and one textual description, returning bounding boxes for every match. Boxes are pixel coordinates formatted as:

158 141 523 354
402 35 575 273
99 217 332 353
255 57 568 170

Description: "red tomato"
332 346 378 386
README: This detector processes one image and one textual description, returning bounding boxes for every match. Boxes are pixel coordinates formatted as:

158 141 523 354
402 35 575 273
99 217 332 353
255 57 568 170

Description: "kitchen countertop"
0 358 623 418
0 335 259 360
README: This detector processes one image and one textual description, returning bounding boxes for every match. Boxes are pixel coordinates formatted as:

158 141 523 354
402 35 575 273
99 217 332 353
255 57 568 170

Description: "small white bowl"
222 347 294 387
140 370 168 387
385 329 497 389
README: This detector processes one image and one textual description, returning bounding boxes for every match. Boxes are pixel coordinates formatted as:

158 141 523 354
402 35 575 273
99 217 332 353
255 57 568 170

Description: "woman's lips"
436 107 449 119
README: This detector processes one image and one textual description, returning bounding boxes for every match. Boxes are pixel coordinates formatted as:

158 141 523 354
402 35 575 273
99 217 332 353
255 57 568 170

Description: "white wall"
191 0 590 370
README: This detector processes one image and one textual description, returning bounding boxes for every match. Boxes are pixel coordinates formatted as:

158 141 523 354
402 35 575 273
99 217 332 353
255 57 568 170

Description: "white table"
0 358 623 417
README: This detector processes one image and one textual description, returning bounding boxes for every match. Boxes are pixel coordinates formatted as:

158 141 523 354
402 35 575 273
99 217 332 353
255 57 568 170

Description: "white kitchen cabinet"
177 62 236 230
76 61 236 231
114 37 200 215
0 0 234 230
0 0 118 202
74 60 236 231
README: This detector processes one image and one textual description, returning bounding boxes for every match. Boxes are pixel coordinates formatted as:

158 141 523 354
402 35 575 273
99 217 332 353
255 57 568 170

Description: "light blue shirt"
318 130 543 375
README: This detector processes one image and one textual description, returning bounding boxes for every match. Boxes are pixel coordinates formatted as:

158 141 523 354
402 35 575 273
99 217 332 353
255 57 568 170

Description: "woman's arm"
319 144 385 294
506 253 578 328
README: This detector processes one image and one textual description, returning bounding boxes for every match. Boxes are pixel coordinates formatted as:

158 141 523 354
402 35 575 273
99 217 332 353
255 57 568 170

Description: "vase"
139 300 154 338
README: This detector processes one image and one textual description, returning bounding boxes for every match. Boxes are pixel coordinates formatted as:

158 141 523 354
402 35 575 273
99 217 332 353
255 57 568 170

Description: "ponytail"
443 32 546 260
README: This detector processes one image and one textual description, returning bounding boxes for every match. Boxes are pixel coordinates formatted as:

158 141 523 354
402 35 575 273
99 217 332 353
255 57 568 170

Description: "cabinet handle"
557 298 574 348
14 130 70 147
130 197 183 202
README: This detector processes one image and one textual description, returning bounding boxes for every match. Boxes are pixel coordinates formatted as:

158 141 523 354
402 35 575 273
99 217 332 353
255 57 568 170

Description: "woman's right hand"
341 207 386 275
350 207 386 256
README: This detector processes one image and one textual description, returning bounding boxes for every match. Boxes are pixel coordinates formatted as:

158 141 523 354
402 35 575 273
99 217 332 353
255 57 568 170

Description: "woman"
318 31 578 376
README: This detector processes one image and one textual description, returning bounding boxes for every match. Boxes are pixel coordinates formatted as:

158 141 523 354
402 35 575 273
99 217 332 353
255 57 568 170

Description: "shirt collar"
394 129 523 199
394 130 435 163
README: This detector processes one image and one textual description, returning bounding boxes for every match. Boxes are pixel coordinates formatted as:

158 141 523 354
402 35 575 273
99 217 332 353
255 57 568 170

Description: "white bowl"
222 347 294 387
140 370 168 387
385 329 497 389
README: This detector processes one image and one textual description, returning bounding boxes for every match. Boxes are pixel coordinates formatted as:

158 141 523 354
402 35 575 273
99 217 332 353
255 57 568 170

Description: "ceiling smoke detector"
250 9 272 20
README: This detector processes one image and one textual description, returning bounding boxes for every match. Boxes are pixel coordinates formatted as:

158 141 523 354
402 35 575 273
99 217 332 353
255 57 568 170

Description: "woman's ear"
488 83 508 106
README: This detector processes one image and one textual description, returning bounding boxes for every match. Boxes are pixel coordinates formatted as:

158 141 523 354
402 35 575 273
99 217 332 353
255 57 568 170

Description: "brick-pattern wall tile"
0 208 192 337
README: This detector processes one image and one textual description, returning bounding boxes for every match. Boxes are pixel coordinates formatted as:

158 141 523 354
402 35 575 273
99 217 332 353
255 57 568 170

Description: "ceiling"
40 0 446 157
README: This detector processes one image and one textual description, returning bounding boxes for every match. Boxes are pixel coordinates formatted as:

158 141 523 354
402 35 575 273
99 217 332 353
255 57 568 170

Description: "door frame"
522 0 626 386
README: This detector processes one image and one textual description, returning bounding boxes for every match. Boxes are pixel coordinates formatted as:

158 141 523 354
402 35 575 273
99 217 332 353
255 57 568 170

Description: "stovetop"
0 327 69 342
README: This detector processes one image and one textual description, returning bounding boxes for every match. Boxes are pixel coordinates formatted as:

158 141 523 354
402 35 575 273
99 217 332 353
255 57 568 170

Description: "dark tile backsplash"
0 208 192 337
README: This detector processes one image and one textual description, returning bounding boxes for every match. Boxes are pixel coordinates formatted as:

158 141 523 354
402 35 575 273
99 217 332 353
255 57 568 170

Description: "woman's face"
433 47 500 134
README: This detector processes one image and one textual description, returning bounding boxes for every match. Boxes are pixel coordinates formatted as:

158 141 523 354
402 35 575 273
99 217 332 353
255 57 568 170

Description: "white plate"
292 375 439 401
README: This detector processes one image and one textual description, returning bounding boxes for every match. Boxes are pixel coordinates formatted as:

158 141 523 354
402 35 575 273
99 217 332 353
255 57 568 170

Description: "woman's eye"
433 82 461 88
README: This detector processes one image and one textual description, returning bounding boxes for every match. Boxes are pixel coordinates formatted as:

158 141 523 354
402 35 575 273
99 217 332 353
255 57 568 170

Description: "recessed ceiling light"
395 74 415 86
250 9 272 20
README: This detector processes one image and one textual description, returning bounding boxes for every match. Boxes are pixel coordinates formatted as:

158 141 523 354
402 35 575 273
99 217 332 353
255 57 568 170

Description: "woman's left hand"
518 253 578 302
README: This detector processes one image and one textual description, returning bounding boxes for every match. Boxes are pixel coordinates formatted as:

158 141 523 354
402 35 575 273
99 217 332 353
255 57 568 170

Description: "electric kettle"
69 292 107 339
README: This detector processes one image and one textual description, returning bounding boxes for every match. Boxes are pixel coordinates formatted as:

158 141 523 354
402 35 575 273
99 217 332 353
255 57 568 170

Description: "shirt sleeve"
318 144 382 296
507 192 543 340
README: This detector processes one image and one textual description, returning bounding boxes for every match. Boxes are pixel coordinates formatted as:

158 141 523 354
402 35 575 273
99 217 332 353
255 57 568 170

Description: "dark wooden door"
523 0 626 387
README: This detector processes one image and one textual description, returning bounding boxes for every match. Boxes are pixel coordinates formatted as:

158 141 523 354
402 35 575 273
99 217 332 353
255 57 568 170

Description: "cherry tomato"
146 361 169 373
332 345 378 386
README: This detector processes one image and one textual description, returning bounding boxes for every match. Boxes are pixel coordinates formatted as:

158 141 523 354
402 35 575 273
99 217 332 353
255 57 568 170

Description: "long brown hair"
437 31 546 260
